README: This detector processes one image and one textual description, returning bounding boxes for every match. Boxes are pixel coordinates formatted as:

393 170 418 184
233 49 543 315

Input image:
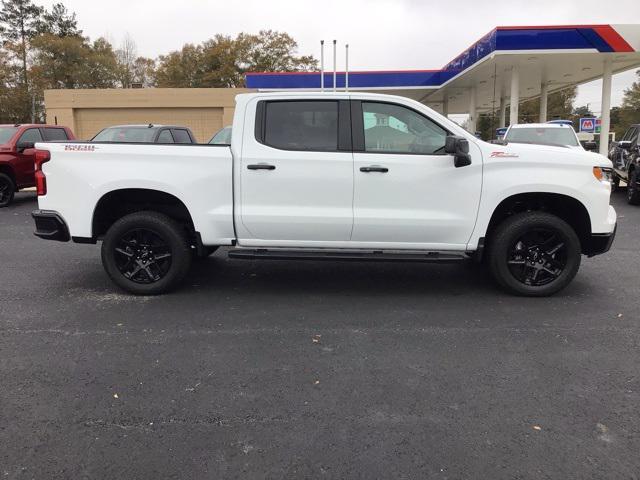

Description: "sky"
37 0 640 113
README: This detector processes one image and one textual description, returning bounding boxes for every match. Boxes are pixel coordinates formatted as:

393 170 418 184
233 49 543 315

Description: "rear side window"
157 130 174 143
18 128 43 144
262 101 338 151
43 128 68 141
629 128 639 146
171 129 192 144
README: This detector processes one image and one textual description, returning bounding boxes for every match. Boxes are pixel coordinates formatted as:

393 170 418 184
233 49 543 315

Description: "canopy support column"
539 82 548 122
599 57 613 156
468 86 477 134
509 65 519 126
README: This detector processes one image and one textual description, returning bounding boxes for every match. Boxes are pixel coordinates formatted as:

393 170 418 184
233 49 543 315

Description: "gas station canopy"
245 24 640 153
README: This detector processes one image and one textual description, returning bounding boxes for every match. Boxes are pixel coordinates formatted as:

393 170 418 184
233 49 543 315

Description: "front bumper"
32 210 70 242
584 223 617 257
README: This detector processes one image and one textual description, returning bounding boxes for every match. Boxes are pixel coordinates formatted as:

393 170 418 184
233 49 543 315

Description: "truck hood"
485 141 613 168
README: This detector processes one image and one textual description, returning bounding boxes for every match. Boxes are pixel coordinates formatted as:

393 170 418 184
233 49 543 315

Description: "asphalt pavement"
1 191 639 479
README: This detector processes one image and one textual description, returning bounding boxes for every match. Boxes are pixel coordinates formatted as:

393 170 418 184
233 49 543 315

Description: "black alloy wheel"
506 228 567 287
101 211 192 295
114 228 173 284
487 211 581 296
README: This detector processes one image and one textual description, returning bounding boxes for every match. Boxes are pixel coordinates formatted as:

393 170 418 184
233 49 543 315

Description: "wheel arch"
485 192 592 254
92 188 197 241
0 164 17 186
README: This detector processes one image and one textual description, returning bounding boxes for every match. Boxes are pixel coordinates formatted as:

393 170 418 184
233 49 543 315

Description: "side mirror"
618 140 632 150
445 135 472 168
583 141 597 151
16 141 35 152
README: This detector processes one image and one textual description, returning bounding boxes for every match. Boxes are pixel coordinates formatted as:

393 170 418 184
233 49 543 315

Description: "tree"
237 30 317 74
517 86 577 124
155 43 205 87
155 30 317 88
572 105 594 117
617 69 640 136
0 0 44 120
131 56 156 87
37 3 81 37
115 33 137 88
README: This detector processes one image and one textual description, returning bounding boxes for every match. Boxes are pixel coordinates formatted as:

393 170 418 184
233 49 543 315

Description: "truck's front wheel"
487 212 581 297
101 211 192 295
0 173 15 207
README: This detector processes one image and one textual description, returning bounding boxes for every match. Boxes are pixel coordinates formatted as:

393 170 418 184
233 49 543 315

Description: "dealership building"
45 24 640 151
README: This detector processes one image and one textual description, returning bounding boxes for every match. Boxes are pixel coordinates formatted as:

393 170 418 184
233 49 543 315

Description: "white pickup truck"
32 92 617 296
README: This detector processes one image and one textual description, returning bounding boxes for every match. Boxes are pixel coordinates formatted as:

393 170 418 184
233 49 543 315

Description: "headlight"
593 166 613 183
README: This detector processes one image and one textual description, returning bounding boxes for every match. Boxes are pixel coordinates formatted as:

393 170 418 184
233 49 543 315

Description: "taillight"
34 149 51 196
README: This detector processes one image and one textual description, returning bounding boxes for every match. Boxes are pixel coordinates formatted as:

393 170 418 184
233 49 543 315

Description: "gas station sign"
579 118 602 133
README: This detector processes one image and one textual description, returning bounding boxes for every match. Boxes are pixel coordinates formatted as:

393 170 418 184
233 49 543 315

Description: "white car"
503 123 595 151
31 92 616 296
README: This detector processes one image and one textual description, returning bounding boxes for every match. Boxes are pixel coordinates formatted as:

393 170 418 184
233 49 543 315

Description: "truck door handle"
247 163 276 170
360 166 389 173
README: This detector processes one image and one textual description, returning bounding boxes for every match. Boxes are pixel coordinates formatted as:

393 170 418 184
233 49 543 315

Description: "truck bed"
35 142 235 245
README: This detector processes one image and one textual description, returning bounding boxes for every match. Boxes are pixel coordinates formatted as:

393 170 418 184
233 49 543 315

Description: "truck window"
0 127 18 143
621 127 635 141
157 130 175 143
629 128 639 146
362 102 447 155
171 129 192 144
263 101 338 151
18 128 44 144
43 128 69 141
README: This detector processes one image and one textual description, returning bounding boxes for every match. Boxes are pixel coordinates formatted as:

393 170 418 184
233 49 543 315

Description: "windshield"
209 127 232 145
92 127 157 143
505 127 579 147
0 127 18 144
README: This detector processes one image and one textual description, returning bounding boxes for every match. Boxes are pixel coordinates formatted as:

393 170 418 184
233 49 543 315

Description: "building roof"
245 24 640 114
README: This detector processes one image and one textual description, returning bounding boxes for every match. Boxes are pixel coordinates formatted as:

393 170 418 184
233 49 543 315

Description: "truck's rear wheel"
487 212 581 297
101 211 192 295
627 169 640 205
0 173 15 207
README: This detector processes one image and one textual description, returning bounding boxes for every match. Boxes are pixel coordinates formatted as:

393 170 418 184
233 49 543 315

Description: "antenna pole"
332 40 337 92
320 40 325 91
345 44 349 91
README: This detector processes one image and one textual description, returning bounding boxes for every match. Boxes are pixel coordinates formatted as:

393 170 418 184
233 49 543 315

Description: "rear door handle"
247 163 276 170
360 166 389 173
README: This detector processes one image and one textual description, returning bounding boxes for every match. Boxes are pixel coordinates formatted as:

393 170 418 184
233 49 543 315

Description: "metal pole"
509 64 520 126
332 40 337 92
599 56 613 155
320 40 325 92
345 44 349 91
539 82 548 122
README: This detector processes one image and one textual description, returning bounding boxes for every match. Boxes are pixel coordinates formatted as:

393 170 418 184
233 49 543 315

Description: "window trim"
254 99 351 153
352 100 452 156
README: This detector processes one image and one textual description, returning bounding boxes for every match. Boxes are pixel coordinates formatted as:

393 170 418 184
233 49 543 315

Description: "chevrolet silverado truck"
31 92 617 296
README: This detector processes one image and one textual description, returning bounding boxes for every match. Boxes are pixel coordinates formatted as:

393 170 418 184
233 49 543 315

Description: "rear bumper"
585 224 617 257
32 210 70 242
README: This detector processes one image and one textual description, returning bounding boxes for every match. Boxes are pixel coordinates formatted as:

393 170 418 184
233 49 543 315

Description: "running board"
228 249 468 263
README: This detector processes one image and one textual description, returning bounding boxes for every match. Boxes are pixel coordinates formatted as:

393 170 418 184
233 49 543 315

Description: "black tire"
627 169 640 205
101 211 192 295
0 173 15 208
611 172 620 193
487 212 581 297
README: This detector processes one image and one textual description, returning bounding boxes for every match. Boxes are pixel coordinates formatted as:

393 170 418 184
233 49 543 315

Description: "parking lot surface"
1 191 639 479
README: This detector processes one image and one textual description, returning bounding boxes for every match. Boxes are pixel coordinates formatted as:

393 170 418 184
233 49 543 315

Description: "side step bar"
228 249 468 263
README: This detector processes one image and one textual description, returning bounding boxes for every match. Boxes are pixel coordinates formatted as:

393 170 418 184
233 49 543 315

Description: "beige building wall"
44 88 255 142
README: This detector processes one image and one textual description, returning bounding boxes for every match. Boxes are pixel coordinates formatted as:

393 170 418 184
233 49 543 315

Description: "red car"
0 124 75 207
